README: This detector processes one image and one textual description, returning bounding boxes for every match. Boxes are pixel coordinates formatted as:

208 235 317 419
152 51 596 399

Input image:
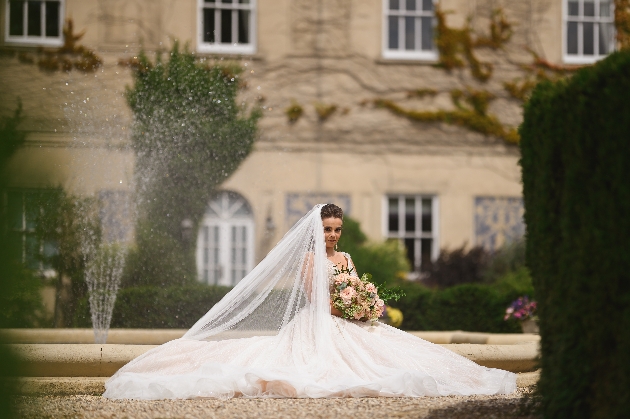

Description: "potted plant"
504 296 538 333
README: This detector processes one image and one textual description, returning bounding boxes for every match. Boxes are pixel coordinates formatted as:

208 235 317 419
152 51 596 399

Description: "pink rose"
335 273 351 284
366 283 377 293
339 287 356 305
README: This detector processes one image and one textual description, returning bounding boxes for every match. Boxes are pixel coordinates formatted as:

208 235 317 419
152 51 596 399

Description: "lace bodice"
327 252 357 284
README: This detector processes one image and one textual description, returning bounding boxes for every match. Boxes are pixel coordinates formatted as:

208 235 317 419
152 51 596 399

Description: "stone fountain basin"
0 328 540 345
1 329 540 395
5 342 538 377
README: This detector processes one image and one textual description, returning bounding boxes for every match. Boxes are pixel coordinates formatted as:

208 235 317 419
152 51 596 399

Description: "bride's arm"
302 252 343 317
301 252 314 301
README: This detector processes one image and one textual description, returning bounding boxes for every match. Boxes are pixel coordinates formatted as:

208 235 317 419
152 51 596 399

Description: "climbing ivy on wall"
616 0 630 49
376 7 518 144
0 19 102 73
434 7 512 82
376 5 630 145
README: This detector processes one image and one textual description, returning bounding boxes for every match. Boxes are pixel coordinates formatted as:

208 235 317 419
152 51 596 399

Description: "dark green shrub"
393 268 533 332
0 265 47 328
423 245 489 288
75 284 231 329
520 50 630 419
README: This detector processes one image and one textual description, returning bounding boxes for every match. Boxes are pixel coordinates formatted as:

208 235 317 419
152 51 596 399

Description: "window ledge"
197 44 256 55
376 57 439 65
563 54 610 65
194 52 265 61
3 38 63 48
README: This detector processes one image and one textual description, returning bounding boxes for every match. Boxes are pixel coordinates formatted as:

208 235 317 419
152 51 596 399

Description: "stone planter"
521 318 539 334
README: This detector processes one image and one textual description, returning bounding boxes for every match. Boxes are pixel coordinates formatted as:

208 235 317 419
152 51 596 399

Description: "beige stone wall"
222 149 521 257
0 0 570 265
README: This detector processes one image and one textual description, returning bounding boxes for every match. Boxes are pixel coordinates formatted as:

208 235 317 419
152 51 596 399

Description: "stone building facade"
0 0 616 290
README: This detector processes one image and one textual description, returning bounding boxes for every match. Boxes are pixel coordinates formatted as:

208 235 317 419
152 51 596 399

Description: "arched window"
196 191 255 286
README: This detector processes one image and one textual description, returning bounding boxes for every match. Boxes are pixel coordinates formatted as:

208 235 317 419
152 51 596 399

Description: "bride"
104 204 516 399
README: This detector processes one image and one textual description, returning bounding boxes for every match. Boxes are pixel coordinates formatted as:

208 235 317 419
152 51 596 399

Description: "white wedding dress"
103 205 516 399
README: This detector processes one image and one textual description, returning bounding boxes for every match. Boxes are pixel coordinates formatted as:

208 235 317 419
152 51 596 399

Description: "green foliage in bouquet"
123 43 260 287
520 50 630 419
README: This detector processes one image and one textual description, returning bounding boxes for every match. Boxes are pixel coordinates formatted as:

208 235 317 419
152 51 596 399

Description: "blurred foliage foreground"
521 50 630 419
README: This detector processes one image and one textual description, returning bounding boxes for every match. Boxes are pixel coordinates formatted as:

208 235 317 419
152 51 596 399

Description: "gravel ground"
14 389 541 419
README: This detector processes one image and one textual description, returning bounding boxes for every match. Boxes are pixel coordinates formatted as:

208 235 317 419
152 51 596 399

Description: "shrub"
393 271 532 332
423 245 489 288
0 264 46 328
75 284 231 329
520 50 630 418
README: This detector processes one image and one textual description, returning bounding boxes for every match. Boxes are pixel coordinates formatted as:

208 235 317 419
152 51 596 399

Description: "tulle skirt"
103 312 516 400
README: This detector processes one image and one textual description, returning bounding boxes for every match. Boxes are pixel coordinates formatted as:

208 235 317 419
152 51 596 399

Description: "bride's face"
323 217 343 249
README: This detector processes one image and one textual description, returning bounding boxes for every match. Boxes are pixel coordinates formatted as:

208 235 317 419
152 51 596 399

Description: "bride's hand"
330 301 343 317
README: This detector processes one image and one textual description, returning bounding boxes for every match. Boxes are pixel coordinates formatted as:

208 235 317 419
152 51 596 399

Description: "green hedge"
520 50 630 419
393 267 533 333
75 284 231 329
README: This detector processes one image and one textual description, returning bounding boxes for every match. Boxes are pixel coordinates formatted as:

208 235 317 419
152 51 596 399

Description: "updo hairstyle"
320 203 343 220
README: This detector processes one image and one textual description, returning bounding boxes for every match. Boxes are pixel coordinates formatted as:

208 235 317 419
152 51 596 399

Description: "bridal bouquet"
331 268 404 322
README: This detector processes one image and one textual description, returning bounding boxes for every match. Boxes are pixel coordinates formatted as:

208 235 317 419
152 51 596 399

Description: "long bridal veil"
184 204 331 344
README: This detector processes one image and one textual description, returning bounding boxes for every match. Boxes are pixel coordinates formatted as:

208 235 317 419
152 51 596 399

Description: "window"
384 195 439 274
198 0 256 54
4 0 63 46
564 0 615 64
5 190 56 271
196 191 255 286
383 0 437 60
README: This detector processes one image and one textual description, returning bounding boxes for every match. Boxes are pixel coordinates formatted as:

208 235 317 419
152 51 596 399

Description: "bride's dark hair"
320 203 343 220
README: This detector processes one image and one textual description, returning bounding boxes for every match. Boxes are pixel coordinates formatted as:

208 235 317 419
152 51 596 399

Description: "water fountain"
50 44 259 342
83 242 127 344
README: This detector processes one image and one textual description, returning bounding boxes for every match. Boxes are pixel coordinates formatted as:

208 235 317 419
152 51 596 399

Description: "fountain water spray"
83 242 127 344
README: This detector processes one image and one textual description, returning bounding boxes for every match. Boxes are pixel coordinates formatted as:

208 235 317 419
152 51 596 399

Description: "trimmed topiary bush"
520 50 630 419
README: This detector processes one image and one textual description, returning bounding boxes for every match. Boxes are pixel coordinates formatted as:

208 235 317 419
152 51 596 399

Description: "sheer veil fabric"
103 204 516 399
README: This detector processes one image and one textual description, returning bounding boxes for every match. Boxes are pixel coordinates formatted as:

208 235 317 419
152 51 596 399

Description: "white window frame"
4 0 64 46
197 0 256 55
563 0 615 64
382 0 438 61
196 191 255 287
382 195 439 274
